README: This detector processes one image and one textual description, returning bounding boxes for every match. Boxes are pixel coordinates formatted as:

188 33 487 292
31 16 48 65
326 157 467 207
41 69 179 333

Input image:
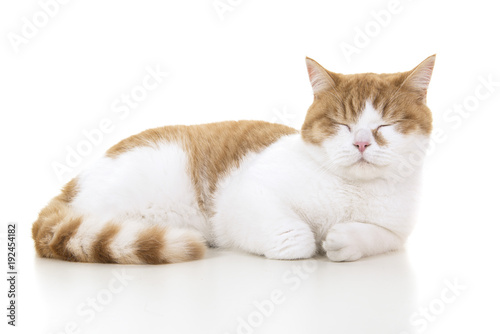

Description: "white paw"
323 226 363 262
264 227 316 260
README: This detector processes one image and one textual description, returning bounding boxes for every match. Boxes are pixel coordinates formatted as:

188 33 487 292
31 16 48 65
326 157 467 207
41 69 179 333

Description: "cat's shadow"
32 249 417 334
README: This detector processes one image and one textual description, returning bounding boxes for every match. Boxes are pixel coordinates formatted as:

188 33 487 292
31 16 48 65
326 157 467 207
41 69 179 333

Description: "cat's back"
105 120 298 210
107 120 297 157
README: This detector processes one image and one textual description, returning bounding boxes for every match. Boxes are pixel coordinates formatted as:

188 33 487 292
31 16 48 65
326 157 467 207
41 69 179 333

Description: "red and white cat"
32 55 435 264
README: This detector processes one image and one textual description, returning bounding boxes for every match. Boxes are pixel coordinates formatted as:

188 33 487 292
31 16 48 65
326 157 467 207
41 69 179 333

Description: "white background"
1 0 499 333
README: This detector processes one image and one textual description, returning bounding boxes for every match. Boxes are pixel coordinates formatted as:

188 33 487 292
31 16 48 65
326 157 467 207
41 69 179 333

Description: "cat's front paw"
264 226 317 260
323 225 363 262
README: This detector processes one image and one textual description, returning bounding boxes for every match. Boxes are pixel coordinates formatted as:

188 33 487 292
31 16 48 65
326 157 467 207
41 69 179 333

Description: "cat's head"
301 55 435 182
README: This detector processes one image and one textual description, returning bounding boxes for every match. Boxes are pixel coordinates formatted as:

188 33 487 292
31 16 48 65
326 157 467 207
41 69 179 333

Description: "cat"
32 55 435 264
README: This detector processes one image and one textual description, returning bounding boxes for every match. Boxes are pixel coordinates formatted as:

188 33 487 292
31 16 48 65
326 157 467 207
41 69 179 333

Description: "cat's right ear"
305 57 335 97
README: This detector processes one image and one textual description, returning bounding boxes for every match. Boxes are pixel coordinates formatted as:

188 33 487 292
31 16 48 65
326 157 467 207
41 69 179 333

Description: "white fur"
68 143 208 257
70 101 428 262
211 101 427 261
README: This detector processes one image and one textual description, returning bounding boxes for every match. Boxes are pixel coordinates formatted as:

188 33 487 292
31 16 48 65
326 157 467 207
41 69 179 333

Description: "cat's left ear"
402 54 436 102
305 57 336 97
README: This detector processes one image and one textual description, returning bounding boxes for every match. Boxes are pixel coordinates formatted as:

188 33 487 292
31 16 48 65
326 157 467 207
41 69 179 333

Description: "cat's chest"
291 176 391 227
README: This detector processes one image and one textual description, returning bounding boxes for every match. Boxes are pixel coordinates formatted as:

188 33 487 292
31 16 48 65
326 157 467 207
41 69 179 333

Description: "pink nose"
354 141 370 153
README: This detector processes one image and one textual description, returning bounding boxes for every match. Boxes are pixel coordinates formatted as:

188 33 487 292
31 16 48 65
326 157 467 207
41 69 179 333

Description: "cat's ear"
306 57 336 96
402 54 436 102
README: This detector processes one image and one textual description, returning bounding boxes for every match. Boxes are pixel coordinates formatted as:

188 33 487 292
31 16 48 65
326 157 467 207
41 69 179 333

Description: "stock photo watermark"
339 0 417 63
400 277 467 334
51 64 168 183
212 0 245 21
47 269 135 334
6 223 17 327
385 73 499 190
269 106 298 128
441 74 498 129
224 259 318 334
7 0 72 54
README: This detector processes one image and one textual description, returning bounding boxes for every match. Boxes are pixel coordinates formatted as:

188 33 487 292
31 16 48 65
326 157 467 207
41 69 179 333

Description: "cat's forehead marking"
355 101 383 127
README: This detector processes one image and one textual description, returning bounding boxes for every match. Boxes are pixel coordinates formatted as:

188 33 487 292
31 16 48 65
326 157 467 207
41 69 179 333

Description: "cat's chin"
354 157 374 166
338 160 389 181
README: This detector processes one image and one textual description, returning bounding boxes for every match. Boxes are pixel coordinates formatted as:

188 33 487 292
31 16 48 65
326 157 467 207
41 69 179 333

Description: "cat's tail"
32 188 206 264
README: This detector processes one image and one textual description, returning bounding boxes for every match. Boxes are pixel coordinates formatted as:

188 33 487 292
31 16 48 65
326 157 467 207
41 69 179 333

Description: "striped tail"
32 193 206 264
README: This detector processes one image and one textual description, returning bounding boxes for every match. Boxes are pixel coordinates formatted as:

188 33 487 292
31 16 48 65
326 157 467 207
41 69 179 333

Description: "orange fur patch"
91 223 121 263
48 216 82 261
107 120 298 212
182 235 206 261
32 200 64 259
33 178 85 261
372 129 388 146
56 178 79 203
134 225 168 264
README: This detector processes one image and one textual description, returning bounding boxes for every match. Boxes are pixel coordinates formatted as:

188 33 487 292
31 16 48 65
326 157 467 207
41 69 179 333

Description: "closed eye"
334 123 351 132
375 124 393 132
